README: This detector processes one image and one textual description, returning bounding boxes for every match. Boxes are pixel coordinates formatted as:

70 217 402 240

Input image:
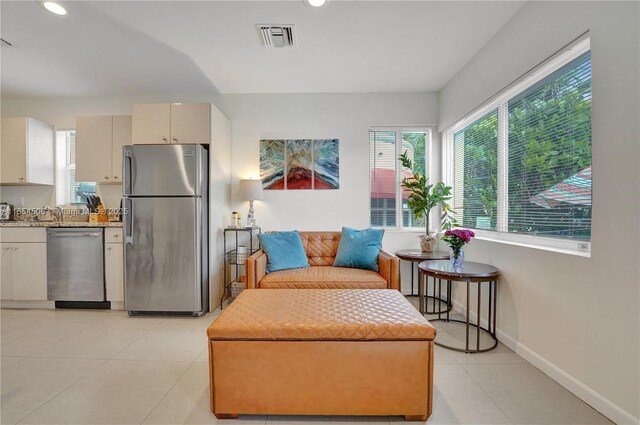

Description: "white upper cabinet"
75 115 132 184
111 116 132 183
132 103 171 144
169 103 211 144
132 103 211 145
0 117 54 185
76 116 112 183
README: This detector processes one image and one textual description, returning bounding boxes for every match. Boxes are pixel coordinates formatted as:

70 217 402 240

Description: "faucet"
43 206 62 222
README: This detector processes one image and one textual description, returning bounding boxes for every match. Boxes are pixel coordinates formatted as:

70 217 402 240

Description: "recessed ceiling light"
307 0 326 7
43 2 67 16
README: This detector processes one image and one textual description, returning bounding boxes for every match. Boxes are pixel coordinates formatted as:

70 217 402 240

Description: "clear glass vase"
450 249 464 268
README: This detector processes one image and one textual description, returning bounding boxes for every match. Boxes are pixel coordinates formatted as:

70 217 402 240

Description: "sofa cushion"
333 227 384 272
258 230 309 273
299 232 341 266
260 266 387 289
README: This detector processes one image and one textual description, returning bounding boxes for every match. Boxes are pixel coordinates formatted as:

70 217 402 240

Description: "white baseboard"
0 300 55 309
448 298 639 425
110 301 124 311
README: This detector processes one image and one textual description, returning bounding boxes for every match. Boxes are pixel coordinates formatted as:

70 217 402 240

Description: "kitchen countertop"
0 221 123 228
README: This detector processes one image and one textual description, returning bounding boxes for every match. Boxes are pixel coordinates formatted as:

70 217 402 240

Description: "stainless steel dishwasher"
47 228 109 308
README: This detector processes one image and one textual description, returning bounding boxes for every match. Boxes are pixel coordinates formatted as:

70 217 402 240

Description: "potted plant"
399 151 456 252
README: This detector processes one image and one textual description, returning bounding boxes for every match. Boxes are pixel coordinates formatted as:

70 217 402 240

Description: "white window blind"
55 130 96 205
369 128 431 229
507 51 591 240
444 35 592 254
452 110 498 231
370 130 397 228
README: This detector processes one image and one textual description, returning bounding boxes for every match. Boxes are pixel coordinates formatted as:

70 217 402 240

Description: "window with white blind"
443 36 592 255
370 128 431 229
55 130 96 205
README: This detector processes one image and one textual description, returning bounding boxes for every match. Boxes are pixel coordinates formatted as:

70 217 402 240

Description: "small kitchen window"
55 129 96 205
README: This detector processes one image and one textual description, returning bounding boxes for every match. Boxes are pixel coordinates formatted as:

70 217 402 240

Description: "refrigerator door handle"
123 148 133 196
125 198 134 245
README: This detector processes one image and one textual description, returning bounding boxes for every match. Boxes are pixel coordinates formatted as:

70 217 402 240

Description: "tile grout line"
458 362 515 425
107 318 165 360
139 357 197 425
16 357 108 425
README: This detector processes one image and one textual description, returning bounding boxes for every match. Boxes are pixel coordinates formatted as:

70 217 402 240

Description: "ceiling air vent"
1 38 13 47
257 25 295 48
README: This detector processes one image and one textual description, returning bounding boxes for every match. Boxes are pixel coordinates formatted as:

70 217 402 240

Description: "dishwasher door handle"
48 232 102 237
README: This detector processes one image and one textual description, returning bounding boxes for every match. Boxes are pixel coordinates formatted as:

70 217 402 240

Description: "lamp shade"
239 179 264 201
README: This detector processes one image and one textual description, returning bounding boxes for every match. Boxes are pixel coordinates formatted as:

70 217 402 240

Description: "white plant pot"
419 233 437 252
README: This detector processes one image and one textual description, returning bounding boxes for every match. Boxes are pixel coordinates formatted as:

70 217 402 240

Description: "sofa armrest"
246 250 267 289
378 250 400 290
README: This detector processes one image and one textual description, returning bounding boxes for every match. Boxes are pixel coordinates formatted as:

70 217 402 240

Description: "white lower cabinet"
1 245 13 300
105 229 124 308
1 242 48 301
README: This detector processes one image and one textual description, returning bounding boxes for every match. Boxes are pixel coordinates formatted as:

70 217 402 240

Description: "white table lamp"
239 179 264 227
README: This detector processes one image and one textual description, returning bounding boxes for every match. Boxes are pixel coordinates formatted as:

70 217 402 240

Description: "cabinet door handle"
113 176 119 180
162 137 168 143
18 177 24 182
172 137 178 143
11 247 17 250
106 246 112 251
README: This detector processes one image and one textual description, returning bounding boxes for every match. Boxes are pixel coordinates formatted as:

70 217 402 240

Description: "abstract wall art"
259 140 285 190
259 139 340 190
313 139 340 189
286 140 313 190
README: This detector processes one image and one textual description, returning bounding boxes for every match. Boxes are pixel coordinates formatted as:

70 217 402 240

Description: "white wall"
224 92 440 283
439 2 640 423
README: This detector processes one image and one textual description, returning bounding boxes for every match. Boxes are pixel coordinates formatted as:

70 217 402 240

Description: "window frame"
55 128 97 206
442 35 591 257
369 126 433 231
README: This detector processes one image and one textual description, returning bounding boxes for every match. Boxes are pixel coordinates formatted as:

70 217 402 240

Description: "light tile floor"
0 303 612 425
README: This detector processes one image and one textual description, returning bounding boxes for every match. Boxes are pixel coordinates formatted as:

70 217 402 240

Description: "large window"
444 37 592 253
55 130 96 205
370 128 431 229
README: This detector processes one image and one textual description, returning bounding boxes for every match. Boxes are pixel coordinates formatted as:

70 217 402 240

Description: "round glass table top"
395 249 449 261
418 260 499 281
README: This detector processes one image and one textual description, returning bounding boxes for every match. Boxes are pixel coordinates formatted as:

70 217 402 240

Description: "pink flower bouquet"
441 229 475 259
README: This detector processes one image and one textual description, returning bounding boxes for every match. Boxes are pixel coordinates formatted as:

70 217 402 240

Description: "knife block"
96 204 109 223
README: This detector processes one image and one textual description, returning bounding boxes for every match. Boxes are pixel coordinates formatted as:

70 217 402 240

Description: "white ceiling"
1 1 525 97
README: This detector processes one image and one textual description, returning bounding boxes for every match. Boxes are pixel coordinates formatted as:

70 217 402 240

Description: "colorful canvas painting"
260 140 285 189
313 139 340 189
286 139 313 189
260 139 340 190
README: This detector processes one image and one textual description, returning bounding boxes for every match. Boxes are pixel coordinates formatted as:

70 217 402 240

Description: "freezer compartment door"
47 229 105 302
124 197 202 312
123 144 204 196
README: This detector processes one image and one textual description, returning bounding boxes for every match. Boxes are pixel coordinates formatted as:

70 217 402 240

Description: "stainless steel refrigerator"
123 144 208 316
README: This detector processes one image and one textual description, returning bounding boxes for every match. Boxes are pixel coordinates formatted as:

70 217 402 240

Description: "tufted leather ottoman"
207 289 436 421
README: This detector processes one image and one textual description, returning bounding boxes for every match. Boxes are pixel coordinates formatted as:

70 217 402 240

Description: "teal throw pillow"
333 227 384 272
258 230 310 273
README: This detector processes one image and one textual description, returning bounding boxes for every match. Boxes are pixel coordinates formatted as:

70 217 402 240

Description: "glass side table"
418 260 500 353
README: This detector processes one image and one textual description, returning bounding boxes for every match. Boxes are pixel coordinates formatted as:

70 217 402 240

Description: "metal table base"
418 261 499 354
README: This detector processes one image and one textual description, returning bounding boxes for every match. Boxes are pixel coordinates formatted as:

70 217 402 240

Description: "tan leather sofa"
245 231 400 290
